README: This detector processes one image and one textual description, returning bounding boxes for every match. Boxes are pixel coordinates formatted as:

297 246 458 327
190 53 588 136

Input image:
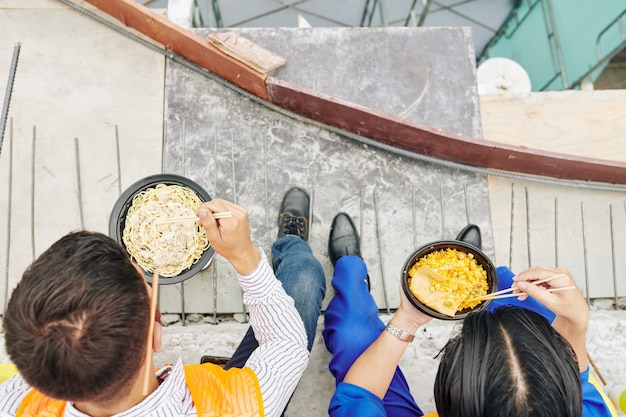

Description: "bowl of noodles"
109 174 215 285
401 241 497 320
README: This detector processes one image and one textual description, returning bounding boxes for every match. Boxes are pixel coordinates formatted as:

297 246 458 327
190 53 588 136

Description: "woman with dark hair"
435 306 584 417
323 216 614 417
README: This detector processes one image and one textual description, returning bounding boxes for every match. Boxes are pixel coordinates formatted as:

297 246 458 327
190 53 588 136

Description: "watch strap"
385 322 415 343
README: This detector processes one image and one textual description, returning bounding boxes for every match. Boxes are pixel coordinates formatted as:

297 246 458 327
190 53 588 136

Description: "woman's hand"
513 266 589 371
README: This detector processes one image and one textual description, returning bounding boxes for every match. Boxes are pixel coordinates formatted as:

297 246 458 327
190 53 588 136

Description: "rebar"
74 138 84 230
609 204 618 310
3 119 14 313
374 190 390 314
581 202 590 304
509 183 515 269
31 127 36 260
525 186 531 267
0 43 20 159
554 197 559 266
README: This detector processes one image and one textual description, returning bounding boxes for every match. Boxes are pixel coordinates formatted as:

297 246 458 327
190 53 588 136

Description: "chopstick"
477 285 577 301
142 271 159 396
467 273 568 303
154 211 232 224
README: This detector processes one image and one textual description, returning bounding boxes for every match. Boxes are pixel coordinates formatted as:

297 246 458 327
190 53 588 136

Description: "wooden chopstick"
154 211 232 224
142 271 159 396
467 273 567 303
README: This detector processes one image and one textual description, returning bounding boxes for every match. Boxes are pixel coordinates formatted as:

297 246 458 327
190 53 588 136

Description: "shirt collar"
65 357 188 417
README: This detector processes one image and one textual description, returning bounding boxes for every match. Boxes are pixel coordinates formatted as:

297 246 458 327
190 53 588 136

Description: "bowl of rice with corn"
401 241 497 320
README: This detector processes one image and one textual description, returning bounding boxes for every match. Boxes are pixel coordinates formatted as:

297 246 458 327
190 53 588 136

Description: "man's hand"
197 199 260 275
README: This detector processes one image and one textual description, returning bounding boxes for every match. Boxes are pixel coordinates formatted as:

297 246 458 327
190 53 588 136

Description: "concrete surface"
1 2 626 416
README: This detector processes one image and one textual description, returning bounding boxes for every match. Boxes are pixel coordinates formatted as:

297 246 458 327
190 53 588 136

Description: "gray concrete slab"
161 27 492 314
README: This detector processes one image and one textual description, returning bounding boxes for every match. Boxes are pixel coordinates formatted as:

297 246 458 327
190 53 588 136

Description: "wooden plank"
480 90 626 163
208 32 286 74
78 0 269 100
266 77 626 184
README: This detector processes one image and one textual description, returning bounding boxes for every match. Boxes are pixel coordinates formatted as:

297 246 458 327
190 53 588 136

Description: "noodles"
122 184 209 277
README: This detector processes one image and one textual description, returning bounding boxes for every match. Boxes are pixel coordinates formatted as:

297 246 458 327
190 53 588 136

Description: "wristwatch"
385 322 415 343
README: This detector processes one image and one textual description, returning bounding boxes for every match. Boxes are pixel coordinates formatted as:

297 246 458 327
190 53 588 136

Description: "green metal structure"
480 0 626 91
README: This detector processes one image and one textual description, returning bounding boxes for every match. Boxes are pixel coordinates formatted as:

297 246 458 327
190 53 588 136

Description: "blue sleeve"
581 368 614 417
329 382 386 417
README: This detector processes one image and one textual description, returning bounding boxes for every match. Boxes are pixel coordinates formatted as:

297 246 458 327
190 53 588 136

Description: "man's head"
434 306 582 417
3 231 150 403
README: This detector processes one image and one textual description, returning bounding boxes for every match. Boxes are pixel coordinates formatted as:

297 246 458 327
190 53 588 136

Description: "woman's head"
435 306 582 417
3 231 151 403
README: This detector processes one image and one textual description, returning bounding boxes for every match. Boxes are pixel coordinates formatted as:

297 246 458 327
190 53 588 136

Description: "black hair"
434 306 582 417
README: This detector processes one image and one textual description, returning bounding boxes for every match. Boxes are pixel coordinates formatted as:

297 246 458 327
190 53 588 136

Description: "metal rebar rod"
231 131 248 323
182 120 186 176
360 187 364 239
440 180 445 239
609 204 618 310
0 43 20 159
264 129 271 250
74 138 85 230
115 125 122 196
554 197 559 266
309 187 314 238
412 185 416 249
213 129 218 325
181 121 187 326
30 127 36 261
463 182 470 224
181 281 186 326
509 183 515 269
525 186 531 267
373 190 390 314
3 119 14 313
581 202 590 304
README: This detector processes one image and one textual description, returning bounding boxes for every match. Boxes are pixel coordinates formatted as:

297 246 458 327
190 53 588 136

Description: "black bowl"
108 173 215 285
401 240 498 320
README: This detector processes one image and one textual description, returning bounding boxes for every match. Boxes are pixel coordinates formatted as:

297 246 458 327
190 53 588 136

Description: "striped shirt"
0 249 309 417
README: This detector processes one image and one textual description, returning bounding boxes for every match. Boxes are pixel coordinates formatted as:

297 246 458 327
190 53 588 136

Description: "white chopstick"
477 285 577 301
467 273 567 303
154 211 232 224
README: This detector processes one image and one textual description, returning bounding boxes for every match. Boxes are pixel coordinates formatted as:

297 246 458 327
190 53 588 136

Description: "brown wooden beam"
266 77 626 184
79 0 268 100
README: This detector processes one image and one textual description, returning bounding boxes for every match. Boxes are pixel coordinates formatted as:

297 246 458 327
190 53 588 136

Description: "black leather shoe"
328 213 361 266
277 187 310 241
455 224 482 250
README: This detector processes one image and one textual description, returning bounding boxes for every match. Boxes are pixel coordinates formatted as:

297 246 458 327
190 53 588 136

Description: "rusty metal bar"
3 119 14 313
0 43 20 159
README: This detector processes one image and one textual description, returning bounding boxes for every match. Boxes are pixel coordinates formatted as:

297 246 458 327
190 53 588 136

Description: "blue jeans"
225 234 326 367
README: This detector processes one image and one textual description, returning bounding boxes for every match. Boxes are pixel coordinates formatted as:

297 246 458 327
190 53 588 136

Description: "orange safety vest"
16 363 264 417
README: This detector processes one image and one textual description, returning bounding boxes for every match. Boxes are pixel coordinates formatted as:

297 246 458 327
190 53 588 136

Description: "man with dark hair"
323 215 614 417
0 187 325 417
